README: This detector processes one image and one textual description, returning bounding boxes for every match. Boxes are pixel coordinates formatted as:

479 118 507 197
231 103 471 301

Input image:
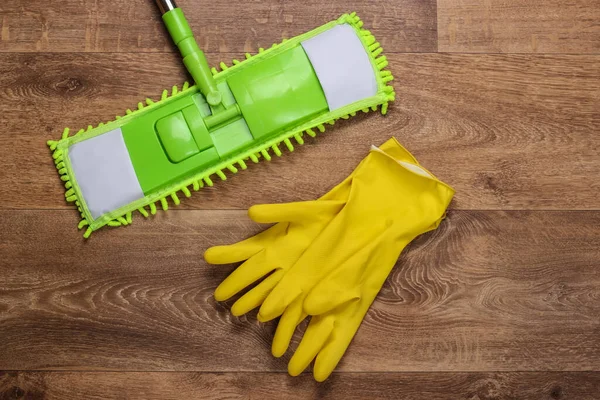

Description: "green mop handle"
156 0 222 106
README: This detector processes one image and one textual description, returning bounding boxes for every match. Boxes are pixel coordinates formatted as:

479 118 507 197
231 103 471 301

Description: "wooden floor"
1 0 599 399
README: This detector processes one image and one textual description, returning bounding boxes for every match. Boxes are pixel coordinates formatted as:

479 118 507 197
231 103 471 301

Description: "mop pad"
47 8 395 238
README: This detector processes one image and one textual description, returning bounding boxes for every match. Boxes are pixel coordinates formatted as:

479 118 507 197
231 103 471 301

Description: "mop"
47 0 395 237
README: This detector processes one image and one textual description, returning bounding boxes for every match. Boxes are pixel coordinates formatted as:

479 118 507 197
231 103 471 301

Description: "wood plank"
2 371 600 400
0 210 599 371
0 0 436 53
1 53 598 212
438 0 600 54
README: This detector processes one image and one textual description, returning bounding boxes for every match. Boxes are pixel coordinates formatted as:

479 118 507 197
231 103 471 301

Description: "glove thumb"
249 200 345 224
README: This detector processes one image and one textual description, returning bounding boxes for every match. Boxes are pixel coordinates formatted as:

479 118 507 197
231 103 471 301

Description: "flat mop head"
47 12 395 237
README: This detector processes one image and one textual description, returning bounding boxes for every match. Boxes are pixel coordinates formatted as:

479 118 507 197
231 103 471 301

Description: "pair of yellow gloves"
204 138 455 381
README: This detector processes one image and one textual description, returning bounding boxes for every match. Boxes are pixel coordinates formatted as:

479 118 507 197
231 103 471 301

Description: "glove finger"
313 330 354 382
214 251 274 302
249 200 345 224
230 269 284 316
288 315 335 377
257 280 302 322
204 235 265 265
272 298 306 358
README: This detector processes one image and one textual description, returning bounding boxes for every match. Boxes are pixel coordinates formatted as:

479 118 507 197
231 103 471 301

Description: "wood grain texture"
1 53 598 212
2 0 600 397
0 0 437 53
1 210 599 371
2 371 600 400
438 0 600 54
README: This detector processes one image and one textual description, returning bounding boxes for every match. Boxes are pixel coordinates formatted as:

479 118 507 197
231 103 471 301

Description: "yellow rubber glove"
204 198 347 317
205 139 419 318
255 139 455 381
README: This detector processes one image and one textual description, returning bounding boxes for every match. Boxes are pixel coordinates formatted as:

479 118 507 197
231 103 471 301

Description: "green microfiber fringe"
47 12 395 238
